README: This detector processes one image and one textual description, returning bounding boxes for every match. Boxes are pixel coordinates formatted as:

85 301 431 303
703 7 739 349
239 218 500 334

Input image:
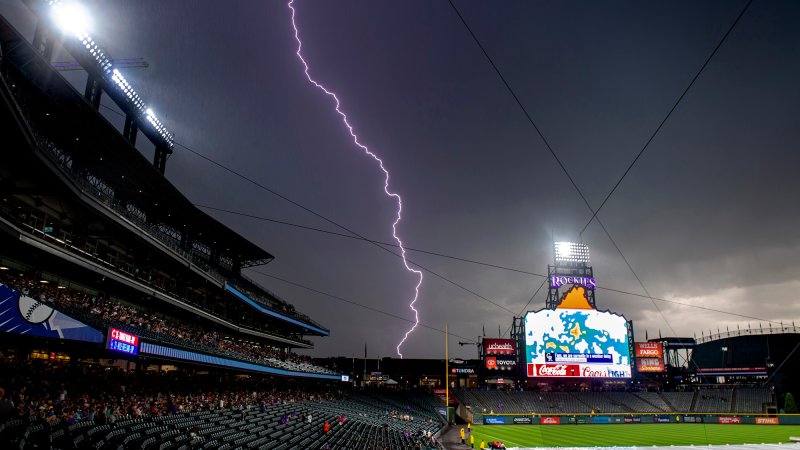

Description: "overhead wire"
199 203 780 326
578 0 754 238
99 0 770 349
98 103 516 317
445 0 756 352
249 269 477 343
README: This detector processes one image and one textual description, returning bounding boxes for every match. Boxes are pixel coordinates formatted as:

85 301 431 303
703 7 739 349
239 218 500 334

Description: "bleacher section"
693 389 733 413
734 387 773 413
660 391 695 412
632 391 670 412
0 392 445 450
0 271 336 377
455 388 773 415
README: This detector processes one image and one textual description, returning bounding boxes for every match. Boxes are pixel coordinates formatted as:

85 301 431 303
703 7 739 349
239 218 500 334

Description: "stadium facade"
0 6 336 379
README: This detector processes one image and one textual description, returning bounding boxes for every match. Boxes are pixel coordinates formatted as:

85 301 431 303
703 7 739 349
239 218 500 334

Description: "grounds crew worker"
480 441 486 449
470 433 475 448
460 427 465 444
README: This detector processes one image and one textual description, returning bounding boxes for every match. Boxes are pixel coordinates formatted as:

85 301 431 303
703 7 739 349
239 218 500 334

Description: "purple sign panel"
549 275 596 291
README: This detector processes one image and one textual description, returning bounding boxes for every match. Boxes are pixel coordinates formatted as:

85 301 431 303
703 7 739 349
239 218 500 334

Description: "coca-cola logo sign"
541 417 560 425
530 364 580 377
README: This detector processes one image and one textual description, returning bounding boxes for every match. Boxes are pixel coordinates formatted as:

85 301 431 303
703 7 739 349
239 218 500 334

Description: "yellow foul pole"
445 323 449 421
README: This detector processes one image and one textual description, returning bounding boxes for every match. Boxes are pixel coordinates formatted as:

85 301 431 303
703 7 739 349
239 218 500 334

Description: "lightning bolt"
288 0 423 358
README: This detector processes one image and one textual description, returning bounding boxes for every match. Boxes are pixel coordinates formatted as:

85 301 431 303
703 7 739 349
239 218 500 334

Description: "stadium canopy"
0 17 273 269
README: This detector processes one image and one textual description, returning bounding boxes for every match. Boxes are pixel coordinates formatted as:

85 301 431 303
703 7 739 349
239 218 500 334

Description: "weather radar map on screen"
526 286 631 378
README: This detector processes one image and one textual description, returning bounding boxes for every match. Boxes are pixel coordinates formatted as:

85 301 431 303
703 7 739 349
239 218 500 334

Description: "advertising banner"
484 417 505 425
0 285 104 343
486 356 516 370
755 417 779 425
652 416 671 423
623 416 642 423
483 338 517 355
512 417 532 424
636 357 665 373
682 416 703 423
593 416 611 424
541 417 560 425
718 416 742 424
634 342 664 358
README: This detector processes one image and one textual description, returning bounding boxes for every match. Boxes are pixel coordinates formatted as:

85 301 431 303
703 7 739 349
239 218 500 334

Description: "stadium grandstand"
0 357 444 449
0 5 447 449
0 8 338 373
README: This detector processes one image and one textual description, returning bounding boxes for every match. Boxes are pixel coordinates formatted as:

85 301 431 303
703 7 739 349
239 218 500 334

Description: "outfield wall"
482 414 800 425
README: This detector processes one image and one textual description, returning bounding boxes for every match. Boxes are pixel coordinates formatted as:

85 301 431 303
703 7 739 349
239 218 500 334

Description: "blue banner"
549 352 613 364
0 285 103 343
484 416 506 425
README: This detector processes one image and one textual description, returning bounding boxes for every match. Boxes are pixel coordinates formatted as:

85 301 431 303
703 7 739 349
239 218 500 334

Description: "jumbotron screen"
525 287 631 378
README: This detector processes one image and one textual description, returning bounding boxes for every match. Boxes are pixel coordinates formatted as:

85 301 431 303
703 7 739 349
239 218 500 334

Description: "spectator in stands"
323 421 330 433
0 388 14 420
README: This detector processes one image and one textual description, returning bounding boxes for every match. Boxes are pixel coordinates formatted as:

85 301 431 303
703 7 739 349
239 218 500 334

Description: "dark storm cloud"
3 0 798 358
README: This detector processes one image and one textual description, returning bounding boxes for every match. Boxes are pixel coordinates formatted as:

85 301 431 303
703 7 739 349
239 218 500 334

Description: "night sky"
2 0 799 359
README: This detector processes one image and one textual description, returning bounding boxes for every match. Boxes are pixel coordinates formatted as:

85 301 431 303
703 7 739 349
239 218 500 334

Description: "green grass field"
470 424 800 448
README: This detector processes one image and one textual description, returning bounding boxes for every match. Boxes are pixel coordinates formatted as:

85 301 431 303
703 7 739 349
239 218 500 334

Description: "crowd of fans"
0 356 341 425
1 272 333 374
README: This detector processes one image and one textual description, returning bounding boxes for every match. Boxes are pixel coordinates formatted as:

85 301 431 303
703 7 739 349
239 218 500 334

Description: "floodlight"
47 2 174 149
554 241 590 264
51 1 91 38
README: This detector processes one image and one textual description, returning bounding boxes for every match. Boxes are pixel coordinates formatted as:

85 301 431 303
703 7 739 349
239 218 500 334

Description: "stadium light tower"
50 1 91 38
546 241 595 309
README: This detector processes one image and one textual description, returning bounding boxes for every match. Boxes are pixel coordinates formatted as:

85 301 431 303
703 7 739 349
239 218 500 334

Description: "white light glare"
51 1 91 38
554 241 590 263
51 1 173 148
